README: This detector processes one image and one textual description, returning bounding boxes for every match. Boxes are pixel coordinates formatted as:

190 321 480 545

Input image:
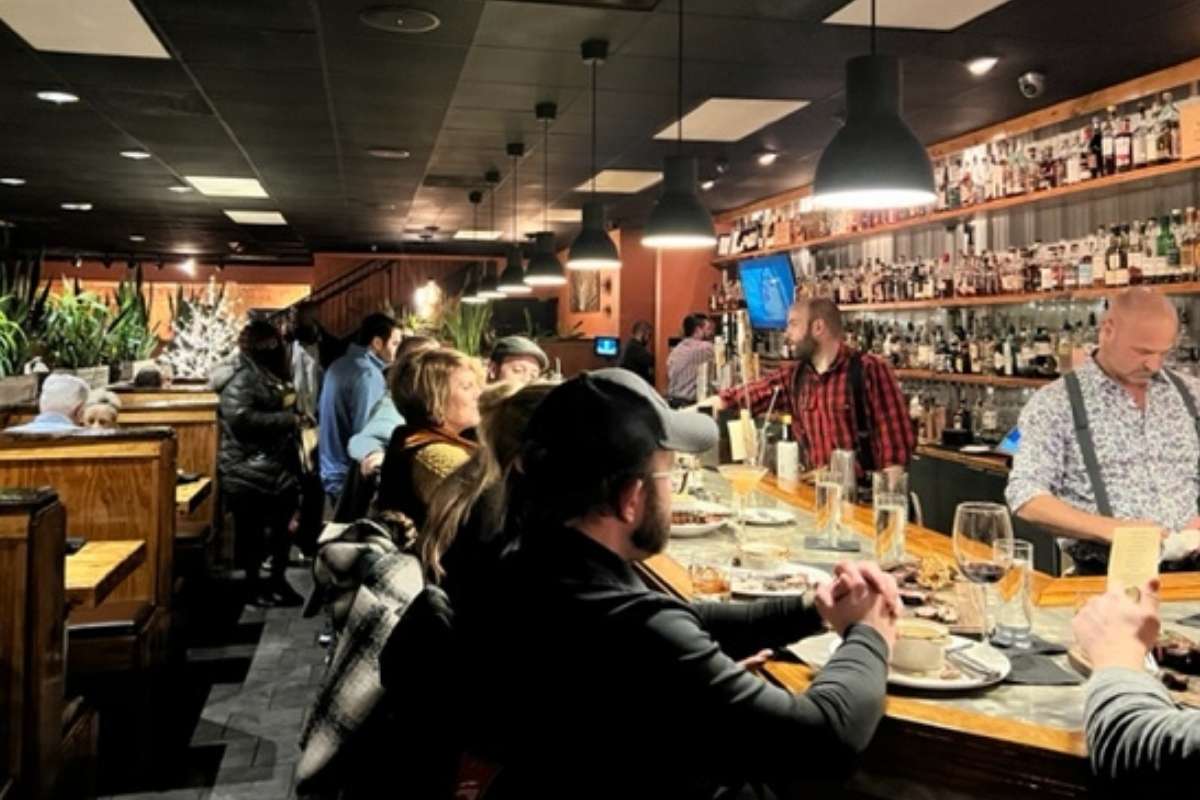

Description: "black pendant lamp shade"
641 0 715 250
525 232 567 286
643 155 716 249
568 199 620 270
569 38 621 270
461 261 487 304
498 245 531 294
811 58 935 209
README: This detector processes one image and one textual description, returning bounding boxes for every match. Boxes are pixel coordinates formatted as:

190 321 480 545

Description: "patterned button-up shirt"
1006 356 1200 566
666 338 714 402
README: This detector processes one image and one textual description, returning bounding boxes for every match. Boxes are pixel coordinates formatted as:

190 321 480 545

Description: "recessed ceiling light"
119 149 151 160
359 6 441 34
168 184 193 193
129 234 145 242
366 147 411 160
573 169 663 194
36 90 79 104
453 229 504 240
653 98 810 143
700 179 716 191
0 178 26 186
757 150 779 166
223 209 288 225
966 56 1000 76
2 0 170 58
60 202 92 211
184 176 268 198
824 0 1012 31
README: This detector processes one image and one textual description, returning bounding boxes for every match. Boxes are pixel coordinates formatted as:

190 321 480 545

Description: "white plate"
674 498 733 515
741 507 796 526
959 444 993 454
670 521 726 538
789 632 1011 691
732 563 830 598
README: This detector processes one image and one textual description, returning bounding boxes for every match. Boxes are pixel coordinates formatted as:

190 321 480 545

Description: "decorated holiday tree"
162 277 242 379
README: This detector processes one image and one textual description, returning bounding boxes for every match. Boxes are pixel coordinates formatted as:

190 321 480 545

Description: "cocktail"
717 455 768 540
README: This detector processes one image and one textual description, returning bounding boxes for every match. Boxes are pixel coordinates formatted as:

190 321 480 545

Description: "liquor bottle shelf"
835 280 1200 313
894 369 1051 389
713 157 1200 267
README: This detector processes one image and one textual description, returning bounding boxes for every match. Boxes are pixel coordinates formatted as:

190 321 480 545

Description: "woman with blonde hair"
420 380 555 601
375 347 483 527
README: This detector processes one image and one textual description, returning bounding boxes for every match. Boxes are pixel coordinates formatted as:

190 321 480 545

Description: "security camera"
1018 70 1046 99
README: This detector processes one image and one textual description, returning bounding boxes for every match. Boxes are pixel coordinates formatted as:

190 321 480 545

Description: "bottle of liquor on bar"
1039 242 1058 292
1008 144 1027 195
1016 324 1035 376
1129 220 1147 284
1133 102 1150 169
1182 207 1197 278
1077 247 1094 288
1038 147 1055 190
980 387 1001 442
1119 224 1133 286
1105 225 1122 286
948 157 962 208
1163 92 1181 161
1101 106 1117 176
1055 135 1070 187
1164 212 1181 279
1061 242 1079 290
1115 113 1133 172
1002 327 1016 377
1146 94 1163 163
1057 319 1075 372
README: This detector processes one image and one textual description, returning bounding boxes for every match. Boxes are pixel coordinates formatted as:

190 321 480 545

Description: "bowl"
891 618 951 673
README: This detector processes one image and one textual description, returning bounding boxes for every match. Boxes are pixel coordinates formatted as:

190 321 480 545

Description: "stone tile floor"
99 566 325 800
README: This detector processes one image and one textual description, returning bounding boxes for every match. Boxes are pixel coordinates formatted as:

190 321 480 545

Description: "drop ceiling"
1 0 1200 264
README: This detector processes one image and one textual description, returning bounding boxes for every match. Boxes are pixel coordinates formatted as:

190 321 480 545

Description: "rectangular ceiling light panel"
653 98 810 142
186 176 269 198
545 208 583 223
824 0 1012 31
573 169 662 194
0 0 170 58
224 210 287 225
452 229 504 240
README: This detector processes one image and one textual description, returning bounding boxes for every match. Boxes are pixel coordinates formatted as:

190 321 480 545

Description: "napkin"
989 635 1082 686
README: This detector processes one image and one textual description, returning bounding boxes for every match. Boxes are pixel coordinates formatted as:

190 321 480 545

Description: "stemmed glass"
952 502 1015 642
717 450 768 541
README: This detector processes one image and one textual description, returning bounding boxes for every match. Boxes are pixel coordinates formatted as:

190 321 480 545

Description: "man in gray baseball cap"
459 369 898 800
487 335 549 386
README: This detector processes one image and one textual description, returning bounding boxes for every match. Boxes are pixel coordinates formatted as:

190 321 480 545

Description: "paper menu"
1107 527 1161 595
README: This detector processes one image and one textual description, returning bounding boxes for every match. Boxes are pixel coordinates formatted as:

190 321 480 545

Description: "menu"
1107 527 1161 597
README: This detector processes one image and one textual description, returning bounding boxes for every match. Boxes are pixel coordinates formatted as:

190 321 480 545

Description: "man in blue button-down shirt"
317 313 401 502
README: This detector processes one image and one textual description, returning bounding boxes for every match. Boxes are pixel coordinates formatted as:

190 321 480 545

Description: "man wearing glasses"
459 369 899 799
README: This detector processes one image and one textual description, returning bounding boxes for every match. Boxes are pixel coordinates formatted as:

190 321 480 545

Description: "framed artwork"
570 270 601 313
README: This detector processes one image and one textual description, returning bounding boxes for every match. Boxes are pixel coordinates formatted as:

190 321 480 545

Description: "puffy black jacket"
213 353 302 497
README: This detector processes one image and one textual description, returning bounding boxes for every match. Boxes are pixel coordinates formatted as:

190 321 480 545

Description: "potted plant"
104 264 160 382
0 249 49 403
42 277 112 387
439 296 493 357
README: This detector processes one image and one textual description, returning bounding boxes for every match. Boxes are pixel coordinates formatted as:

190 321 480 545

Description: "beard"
792 331 818 363
630 476 671 556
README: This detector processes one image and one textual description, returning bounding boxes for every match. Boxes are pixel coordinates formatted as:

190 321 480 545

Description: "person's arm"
347 368 386 436
713 366 793 414
347 397 402 462
863 357 915 468
692 594 825 660
1085 668 1200 784
221 373 295 441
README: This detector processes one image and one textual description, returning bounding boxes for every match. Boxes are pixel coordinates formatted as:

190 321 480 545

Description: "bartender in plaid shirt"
707 297 914 473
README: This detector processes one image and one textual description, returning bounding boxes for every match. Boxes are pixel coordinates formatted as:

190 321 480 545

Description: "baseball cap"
523 368 717 480
490 336 549 371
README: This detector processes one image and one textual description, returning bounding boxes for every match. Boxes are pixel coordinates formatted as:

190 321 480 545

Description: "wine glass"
952 502 1014 643
717 450 768 541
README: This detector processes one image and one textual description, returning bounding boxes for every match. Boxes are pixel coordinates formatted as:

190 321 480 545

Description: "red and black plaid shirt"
720 344 914 472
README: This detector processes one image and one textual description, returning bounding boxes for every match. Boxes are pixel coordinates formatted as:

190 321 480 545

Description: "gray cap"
490 336 549 370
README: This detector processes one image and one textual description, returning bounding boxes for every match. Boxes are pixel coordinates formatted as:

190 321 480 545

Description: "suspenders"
1064 368 1200 517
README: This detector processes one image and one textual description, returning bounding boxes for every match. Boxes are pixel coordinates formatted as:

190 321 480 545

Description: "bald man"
709 298 914 475
1006 288 1200 573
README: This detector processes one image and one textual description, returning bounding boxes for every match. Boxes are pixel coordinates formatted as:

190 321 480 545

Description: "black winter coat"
213 354 302 497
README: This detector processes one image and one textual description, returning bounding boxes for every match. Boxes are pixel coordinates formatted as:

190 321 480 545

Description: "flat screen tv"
738 254 795 330
594 336 619 358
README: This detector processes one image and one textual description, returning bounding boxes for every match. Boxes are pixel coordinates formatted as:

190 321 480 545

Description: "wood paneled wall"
0 490 65 799
0 431 176 610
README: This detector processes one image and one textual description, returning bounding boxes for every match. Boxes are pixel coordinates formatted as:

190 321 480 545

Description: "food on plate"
671 510 725 526
891 619 951 674
1153 630 1200 674
734 541 790 571
732 570 812 595
887 555 958 592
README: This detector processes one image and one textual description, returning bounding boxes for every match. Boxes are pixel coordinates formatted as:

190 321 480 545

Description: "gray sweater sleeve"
1085 666 1200 784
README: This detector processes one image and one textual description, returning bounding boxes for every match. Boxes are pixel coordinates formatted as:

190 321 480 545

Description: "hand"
360 450 384 476
736 648 773 673
1071 579 1161 671
815 562 898 652
835 561 902 619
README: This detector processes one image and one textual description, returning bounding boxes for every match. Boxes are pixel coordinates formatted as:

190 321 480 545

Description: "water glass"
993 540 1034 648
872 470 908 567
687 561 732 603
814 468 843 546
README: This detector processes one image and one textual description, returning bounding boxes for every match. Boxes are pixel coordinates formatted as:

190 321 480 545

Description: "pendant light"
642 0 715 250
525 102 568 287
568 38 621 270
477 176 505 299
461 191 488 304
499 142 532 295
811 0 935 210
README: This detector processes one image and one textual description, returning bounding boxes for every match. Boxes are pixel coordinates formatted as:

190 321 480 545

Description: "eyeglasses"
647 469 689 494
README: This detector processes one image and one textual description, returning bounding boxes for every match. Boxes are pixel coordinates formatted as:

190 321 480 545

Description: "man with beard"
459 368 898 799
708 297 913 475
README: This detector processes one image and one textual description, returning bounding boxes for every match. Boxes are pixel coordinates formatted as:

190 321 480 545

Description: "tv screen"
738 254 795 330
594 336 619 358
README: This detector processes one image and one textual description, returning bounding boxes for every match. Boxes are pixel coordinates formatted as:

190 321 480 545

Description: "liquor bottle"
1105 225 1122 286
776 413 800 485
1086 118 1102 179
1026 145 1041 192
1115 114 1133 172
1133 103 1150 169
1061 242 1079 290
1057 320 1075 373
1163 92 1181 161
1183 207 1197 278
1166 212 1182 279
1017 325 1035 376
1031 327 1057 377
1101 106 1117 176
1002 327 1015 377
1039 147 1056 191
1147 94 1163 163
980 387 1001 442
1055 135 1069 187
948 157 962 208
1129 220 1146 284
1118 224 1132 286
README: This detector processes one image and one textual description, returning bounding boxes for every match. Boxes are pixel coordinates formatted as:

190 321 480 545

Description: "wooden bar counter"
642 473 1200 799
